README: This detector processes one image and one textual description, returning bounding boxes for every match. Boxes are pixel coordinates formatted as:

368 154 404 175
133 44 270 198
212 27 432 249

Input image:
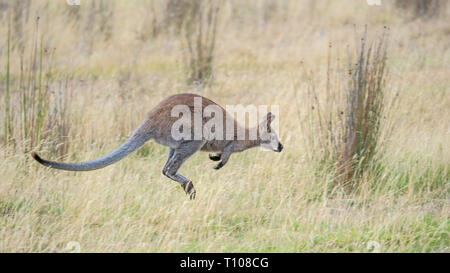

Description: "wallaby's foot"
183 181 196 200
213 161 224 170
209 153 221 161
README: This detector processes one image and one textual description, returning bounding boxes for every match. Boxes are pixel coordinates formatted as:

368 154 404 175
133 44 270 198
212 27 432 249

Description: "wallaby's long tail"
31 133 150 171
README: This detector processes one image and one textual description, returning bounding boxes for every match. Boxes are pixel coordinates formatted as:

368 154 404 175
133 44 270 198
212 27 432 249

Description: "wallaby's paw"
189 189 196 200
213 162 224 170
183 181 196 200
209 154 221 161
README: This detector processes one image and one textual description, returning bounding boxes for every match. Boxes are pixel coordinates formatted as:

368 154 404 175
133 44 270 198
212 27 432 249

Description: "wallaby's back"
31 93 230 171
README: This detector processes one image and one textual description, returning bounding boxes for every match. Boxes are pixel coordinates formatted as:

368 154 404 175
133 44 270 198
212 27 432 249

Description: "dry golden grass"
0 0 448 252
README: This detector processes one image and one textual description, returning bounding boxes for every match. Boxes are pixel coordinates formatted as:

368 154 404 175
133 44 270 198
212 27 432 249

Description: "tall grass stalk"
4 12 11 145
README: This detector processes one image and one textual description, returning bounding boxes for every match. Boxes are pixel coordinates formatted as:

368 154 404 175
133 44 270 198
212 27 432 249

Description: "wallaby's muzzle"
276 143 283 152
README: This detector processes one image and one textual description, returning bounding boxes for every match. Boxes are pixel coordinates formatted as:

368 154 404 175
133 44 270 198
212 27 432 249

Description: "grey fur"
32 133 150 171
162 141 206 199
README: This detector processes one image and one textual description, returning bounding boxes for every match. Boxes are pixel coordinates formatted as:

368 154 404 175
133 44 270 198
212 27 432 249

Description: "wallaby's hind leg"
162 142 204 199
162 148 175 175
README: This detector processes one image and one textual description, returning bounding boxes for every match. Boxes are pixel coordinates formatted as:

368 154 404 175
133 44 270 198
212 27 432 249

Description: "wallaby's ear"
266 112 275 132
266 112 275 125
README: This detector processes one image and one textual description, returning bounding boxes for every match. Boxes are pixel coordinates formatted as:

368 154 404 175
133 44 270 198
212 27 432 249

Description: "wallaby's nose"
277 143 283 152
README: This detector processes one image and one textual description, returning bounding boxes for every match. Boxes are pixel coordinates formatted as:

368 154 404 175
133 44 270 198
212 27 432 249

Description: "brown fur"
32 93 282 199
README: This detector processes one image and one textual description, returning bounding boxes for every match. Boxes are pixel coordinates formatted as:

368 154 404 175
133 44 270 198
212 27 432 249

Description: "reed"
4 12 11 145
302 27 391 191
1 10 72 157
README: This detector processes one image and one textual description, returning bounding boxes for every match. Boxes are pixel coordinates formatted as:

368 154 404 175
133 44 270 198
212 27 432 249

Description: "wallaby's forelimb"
214 143 233 170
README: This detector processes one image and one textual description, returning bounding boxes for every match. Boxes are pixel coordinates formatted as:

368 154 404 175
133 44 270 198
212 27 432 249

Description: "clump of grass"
339 28 389 187
21 16 48 152
137 1 162 41
394 0 445 20
181 0 220 86
1 11 72 157
2 1 31 146
166 0 193 34
302 27 391 191
138 0 193 41
10 0 31 54
79 0 115 55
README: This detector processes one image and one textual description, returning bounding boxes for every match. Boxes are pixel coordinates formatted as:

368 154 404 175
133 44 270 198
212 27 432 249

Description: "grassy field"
0 0 448 252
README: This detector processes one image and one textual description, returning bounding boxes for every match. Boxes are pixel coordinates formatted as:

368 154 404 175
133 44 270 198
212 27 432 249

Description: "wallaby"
32 93 283 199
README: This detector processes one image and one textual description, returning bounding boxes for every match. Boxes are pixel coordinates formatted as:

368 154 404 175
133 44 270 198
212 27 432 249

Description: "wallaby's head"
259 112 283 152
